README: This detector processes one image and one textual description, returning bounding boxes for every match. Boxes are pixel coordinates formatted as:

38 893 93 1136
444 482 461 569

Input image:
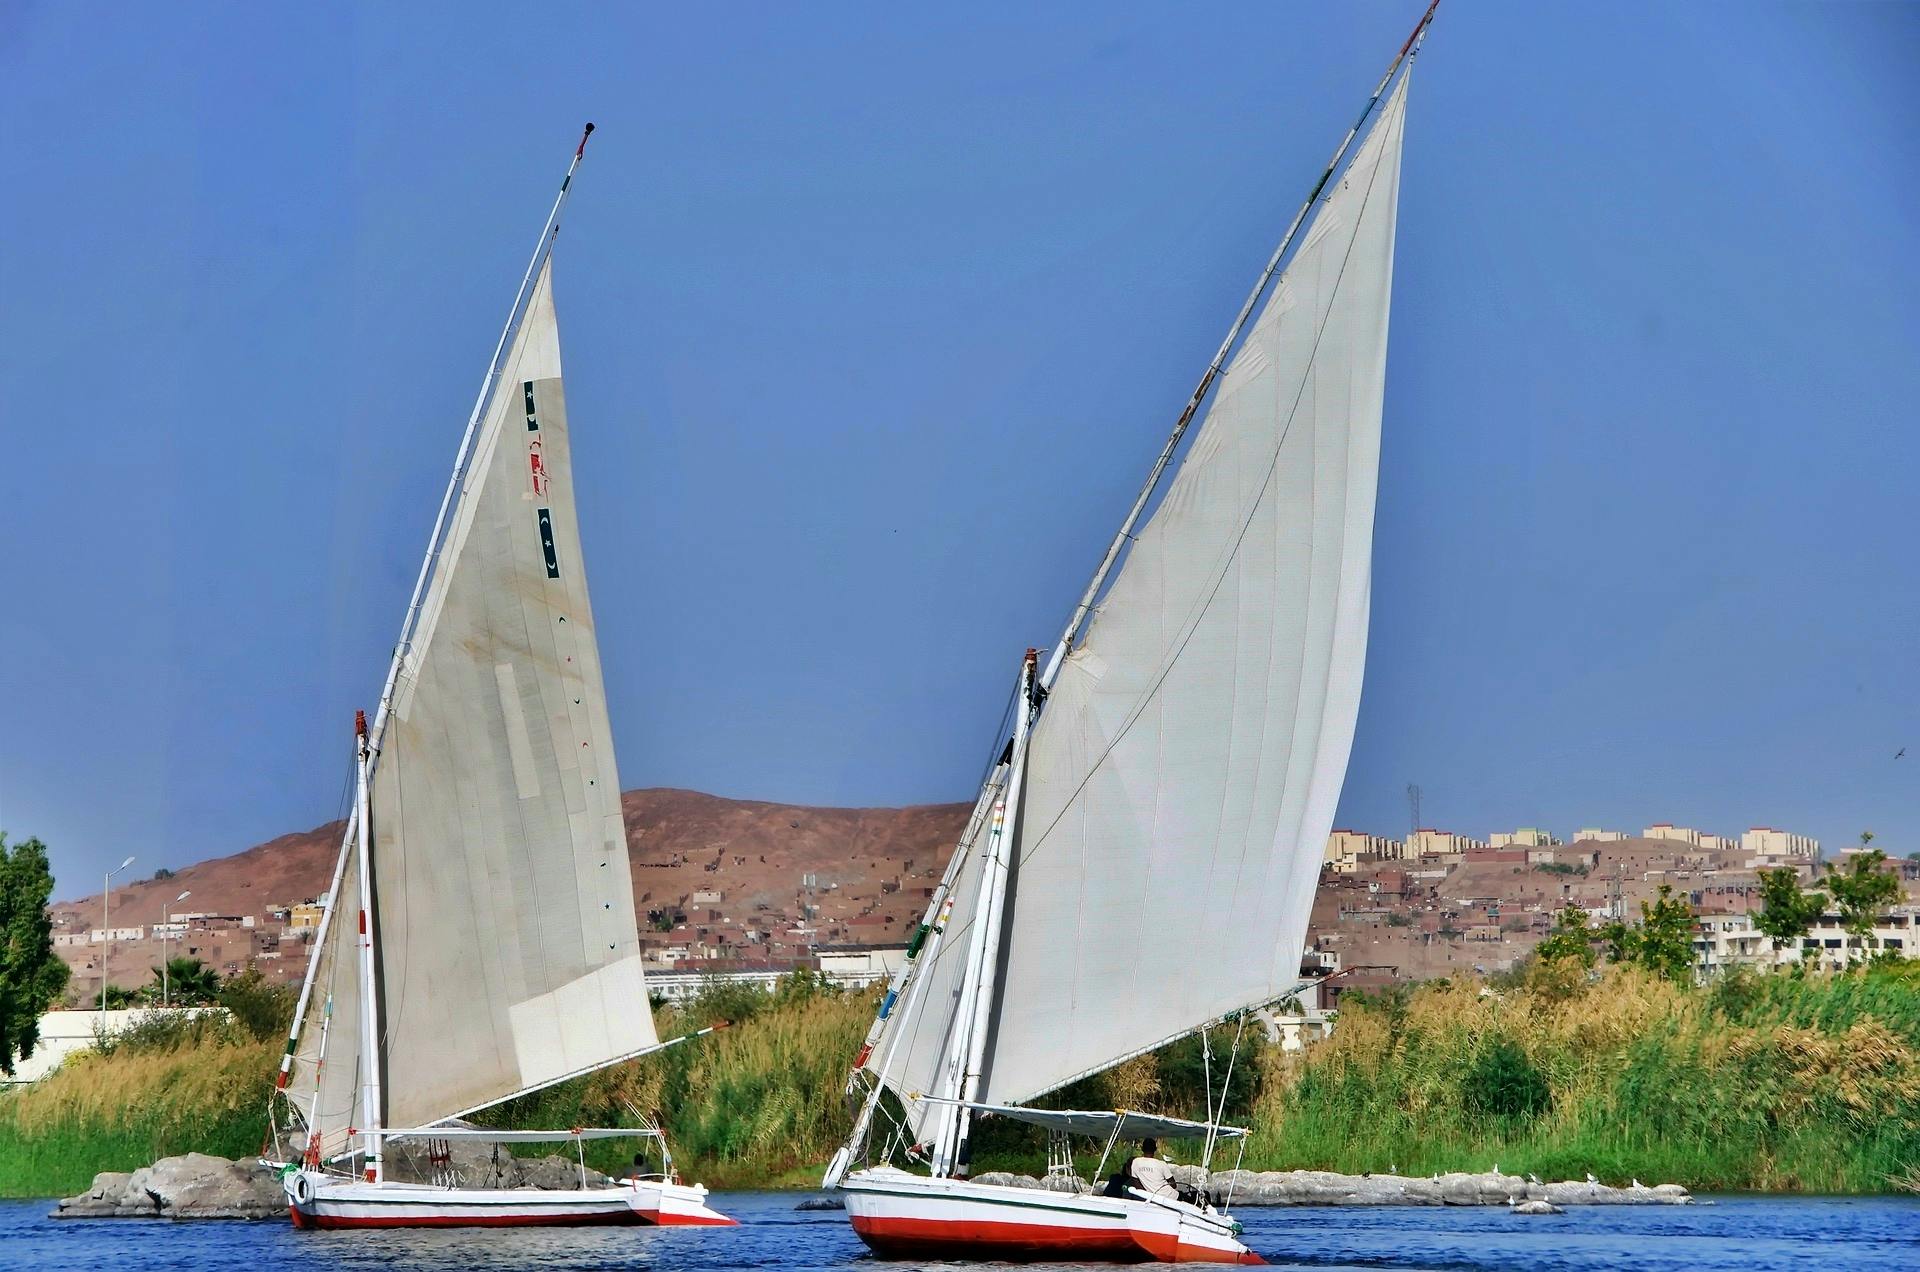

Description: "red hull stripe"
849 1212 1263 1265
852 1212 1143 1260
647 1212 738 1227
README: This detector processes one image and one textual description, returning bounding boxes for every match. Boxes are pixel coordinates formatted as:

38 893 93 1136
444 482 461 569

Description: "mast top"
576 122 595 161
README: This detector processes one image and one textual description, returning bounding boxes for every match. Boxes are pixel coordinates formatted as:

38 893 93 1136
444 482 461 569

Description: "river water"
2 1191 1915 1270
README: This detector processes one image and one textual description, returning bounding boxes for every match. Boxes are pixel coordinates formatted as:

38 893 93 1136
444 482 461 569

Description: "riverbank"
4 963 1916 1199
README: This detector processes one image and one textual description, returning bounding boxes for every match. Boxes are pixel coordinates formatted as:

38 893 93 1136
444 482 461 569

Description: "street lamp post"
162 890 191 1009
101 855 135 1014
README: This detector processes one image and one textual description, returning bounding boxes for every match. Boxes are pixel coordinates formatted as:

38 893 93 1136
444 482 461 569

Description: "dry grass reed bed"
0 1024 276 1197
483 974 878 1185
1249 962 1920 1192
5 963 1917 1198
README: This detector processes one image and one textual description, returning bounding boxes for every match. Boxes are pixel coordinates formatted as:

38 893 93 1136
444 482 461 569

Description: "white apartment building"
88 926 145 943
1740 827 1819 859
7 1008 228 1085
1699 834 1738 852
1324 829 1401 872
1694 905 1917 975
1490 828 1560 849
1574 828 1628 842
1643 824 1704 847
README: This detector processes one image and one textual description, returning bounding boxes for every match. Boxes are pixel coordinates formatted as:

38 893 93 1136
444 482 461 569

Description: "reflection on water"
5 1190 1917 1271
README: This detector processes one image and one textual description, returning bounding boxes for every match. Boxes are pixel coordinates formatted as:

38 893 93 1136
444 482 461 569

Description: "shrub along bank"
4 963 1917 1198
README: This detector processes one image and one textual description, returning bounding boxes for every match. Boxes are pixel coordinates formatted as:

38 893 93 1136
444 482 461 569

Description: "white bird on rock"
1586 1172 1599 1186
1632 1178 1644 1190
1528 1173 1542 1186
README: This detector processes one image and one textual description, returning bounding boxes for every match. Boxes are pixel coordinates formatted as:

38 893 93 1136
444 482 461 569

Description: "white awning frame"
380 1125 665 1144
911 1095 1246 1141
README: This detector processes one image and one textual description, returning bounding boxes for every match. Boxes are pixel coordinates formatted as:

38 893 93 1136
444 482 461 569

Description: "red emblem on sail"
528 437 548 495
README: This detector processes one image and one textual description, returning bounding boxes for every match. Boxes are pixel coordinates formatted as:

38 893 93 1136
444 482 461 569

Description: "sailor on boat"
1110 1139 1179 1201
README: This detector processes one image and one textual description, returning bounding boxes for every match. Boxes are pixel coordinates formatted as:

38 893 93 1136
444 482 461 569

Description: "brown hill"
52 789 970 959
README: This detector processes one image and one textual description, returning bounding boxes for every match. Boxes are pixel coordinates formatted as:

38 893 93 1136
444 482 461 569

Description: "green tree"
218 966 297 1040
1534 904 1597 968
1598 885 1698 982
0 833 70 1075
1753 867 1826 952
1826 847 1900 959
150 957 221 1006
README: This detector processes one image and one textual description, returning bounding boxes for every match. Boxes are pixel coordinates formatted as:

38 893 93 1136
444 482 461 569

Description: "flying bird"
1898 747 1906 759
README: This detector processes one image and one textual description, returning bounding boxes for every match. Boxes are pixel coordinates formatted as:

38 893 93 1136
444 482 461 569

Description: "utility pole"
101 855 135 1013
162 889 190 1008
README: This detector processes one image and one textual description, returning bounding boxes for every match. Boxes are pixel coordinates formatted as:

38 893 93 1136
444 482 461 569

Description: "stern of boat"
629 1177 737 1226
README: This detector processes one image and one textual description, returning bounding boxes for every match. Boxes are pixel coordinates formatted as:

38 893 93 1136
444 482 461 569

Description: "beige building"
1643 824 1704 847
1489 828 1560 849
288 902 325 933
1741 827 1819 859
1324 829 1401 873
1406 829 1486 858
1574 827 1628 842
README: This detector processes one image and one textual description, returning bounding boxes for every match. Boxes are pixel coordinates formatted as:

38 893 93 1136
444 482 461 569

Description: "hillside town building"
1489 828 1559 848
1740 827 1820 858
46 795 1860 1005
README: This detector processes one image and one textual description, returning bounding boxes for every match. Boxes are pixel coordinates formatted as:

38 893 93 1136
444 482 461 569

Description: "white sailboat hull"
284 1170 735 1229
841 1167 1260 1264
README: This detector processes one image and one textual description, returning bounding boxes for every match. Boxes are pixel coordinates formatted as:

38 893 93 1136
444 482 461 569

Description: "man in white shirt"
1128 1139 1178 1199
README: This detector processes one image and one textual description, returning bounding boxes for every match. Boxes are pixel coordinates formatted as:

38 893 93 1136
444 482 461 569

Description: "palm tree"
150 957 221 1006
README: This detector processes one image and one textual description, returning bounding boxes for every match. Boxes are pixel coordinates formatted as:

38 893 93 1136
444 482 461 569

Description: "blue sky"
3 3 1914 895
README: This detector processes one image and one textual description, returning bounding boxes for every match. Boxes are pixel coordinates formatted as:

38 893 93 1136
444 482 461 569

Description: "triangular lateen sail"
284 260 653 1159
863 70 1411 1137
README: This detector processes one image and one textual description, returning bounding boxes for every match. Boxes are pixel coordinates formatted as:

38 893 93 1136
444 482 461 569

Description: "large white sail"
286 259 652 1157
868 72 1410 1135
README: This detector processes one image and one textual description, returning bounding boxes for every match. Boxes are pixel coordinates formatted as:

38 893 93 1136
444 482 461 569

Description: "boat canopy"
381 1126 665 1144
913 1096 1246 1141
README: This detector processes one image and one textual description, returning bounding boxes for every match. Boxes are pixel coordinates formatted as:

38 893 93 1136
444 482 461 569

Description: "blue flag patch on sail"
536 508 559 578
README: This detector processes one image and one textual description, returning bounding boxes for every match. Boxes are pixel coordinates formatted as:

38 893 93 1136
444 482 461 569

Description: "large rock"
1203 1168 1693 1207
51 1146 615 1220
51 1153 283 1220
377 1121 611 1190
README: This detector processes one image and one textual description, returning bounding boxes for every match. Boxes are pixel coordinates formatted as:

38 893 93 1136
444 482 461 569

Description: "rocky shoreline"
51 1152 1693 1221
49 1136 614 1221
974 1165 1694 1208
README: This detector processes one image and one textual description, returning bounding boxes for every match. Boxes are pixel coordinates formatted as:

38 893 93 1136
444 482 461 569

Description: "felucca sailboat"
268 126 733 1230
827 6 1437 1262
